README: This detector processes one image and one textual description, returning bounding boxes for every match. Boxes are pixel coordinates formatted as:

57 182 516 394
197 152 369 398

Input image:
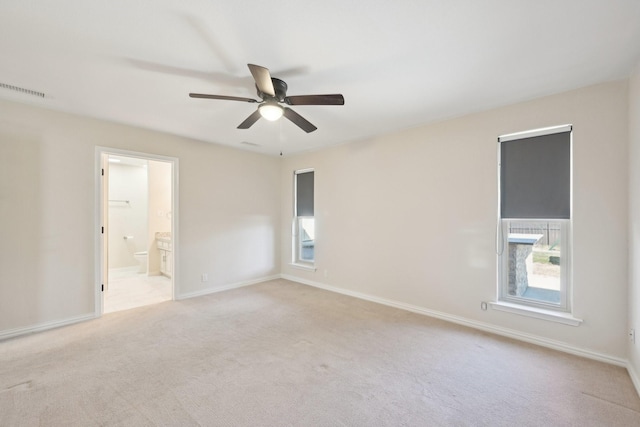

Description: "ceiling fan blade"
283 107 317 133
247 64 275 97
189 93 258 103
237 110 262 129
284 94 345 106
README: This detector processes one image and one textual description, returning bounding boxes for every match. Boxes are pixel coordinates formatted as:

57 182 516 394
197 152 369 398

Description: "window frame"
498 218 571 312
497 125 573 314
292 168 315 267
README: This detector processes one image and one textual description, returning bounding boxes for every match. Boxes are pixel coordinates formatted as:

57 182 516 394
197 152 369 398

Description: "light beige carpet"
1 279 639 426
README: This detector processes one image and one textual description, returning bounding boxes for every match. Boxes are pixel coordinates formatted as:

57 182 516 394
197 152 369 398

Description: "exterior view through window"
298 218 315 262
498 125 571 312
502 220 566 306
294 169 314 265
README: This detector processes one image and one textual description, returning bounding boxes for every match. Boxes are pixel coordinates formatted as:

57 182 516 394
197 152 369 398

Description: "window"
498 125 572 312
293 169 314 266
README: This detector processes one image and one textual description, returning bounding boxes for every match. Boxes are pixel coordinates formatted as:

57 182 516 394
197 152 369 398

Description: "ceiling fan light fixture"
259 102 284 121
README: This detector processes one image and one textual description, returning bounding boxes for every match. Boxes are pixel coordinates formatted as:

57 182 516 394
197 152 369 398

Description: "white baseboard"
0 313 96 341
627 362 640 397
281 274 628 368
177 274 281 300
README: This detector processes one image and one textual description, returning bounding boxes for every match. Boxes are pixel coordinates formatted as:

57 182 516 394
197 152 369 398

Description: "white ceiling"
1 1 639 156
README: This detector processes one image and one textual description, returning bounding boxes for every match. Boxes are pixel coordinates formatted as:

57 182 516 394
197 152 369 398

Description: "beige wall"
282 80 630 360
629 63 640 380
0 99 281 333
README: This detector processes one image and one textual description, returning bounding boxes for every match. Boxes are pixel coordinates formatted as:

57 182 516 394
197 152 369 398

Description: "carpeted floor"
1 279 639 426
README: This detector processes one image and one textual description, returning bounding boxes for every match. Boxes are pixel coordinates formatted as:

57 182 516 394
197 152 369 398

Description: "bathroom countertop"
155 232 171 242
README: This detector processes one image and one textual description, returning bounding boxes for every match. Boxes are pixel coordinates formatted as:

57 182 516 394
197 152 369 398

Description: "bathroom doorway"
96 148 178 314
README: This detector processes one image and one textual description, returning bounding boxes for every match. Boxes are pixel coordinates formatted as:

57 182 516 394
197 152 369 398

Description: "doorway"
96 148 178 315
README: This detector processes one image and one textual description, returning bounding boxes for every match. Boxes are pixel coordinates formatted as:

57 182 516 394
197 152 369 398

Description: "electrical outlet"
201 273 208 282
630 329 636 344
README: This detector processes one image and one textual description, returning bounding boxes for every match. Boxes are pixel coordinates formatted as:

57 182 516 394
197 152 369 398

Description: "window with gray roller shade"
499 127 571 219
296 171 314 216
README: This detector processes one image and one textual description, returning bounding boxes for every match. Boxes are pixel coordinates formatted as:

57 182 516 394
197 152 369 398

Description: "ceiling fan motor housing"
257 78 288 102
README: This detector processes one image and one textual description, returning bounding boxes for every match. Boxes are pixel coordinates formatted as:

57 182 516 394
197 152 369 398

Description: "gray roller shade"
296 171 314 216
500 129 570 219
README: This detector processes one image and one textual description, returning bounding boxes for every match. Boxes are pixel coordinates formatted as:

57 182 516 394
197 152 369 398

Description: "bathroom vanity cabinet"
156 238 172 278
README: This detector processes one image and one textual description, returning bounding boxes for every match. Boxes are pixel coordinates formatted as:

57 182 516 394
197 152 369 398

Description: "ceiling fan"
189 64 344 133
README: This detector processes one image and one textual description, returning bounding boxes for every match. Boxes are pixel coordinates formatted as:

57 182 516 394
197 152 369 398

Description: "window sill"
289 263 317 272
489 301 583 326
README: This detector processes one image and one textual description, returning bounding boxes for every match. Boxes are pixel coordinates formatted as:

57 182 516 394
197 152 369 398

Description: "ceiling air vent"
0 82 45 98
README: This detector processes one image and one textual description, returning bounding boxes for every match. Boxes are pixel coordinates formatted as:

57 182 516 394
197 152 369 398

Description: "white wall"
0 99 281 334
282 80 630 360
629 63 640 379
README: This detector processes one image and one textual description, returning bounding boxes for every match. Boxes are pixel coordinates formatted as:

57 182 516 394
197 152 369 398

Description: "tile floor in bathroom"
104 267 172 314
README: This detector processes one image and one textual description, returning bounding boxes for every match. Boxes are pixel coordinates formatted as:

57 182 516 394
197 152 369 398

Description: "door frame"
94 146 179 316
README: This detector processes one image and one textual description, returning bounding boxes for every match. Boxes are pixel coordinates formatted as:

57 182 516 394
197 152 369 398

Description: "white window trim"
292 216 315 265
489 301 582 326
295 167 314 175
498 219 572 313
498 124 572 143
497 125 575 318
293 169 315 266
289 262 317 272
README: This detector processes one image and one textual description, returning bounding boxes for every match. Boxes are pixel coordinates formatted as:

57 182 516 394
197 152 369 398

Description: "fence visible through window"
508 222 561 247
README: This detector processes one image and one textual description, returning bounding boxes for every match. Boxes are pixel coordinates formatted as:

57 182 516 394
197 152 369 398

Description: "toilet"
133 251 148 274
